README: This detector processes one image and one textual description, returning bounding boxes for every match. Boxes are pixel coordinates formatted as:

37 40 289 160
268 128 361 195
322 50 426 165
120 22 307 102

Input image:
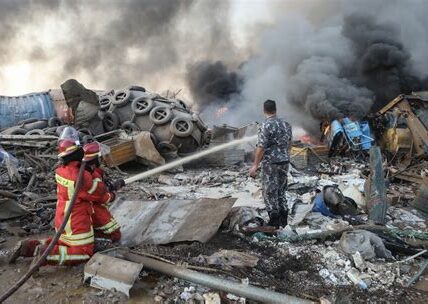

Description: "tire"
97 110 107 120
102 112 120 131
44 127 58 135
82 135 95 144
121 121 141 135
17 118 38 125
78 128 92 136
127 85 146 92
23 120 48 130
170 117 194 137
157 141 177 153
131 96 154 115
8 127 27 135
26 129 45 135
48 117 62 127
112 89 131 107
149 106 173 125
99 96 113 110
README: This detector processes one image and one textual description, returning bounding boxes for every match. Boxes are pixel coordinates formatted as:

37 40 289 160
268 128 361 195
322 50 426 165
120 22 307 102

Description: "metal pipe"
118 250 314 304
405 259 428 287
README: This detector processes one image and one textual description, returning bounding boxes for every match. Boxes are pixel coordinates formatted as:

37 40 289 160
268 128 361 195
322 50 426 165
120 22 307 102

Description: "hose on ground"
0 161 87 303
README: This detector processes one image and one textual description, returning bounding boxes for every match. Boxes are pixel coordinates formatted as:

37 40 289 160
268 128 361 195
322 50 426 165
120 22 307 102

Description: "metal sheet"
84 252 143 297
366 146 388 224
0 198 29 220
110 197 236 246
0 92 56 129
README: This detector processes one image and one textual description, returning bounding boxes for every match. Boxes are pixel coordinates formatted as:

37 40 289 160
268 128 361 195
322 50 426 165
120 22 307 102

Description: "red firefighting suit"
20 161 114 265
90 167 121 241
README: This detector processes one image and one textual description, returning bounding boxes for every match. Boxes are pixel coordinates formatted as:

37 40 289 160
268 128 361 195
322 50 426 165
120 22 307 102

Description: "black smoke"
186 61 243 110
343 14 425 110
0 0 236 92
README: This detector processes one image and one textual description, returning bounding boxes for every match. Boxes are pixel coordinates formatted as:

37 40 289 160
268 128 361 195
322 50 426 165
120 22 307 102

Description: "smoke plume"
2 0 428 134
187 0 428 133
186 61 243 110
0 0 238 95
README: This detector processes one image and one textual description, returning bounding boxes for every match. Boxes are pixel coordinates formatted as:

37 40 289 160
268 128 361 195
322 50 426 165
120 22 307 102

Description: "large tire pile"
92 86 210 157
0 117 67 136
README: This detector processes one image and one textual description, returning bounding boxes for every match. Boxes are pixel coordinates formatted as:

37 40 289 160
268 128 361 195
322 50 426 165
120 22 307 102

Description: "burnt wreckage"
323 92 428 164
0 79 211 160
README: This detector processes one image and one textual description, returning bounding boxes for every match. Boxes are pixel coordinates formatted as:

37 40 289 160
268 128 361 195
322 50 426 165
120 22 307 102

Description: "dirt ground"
1 232 427 304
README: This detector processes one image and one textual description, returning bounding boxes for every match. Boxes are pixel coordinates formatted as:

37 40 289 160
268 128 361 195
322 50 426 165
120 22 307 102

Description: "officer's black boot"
267 211 280 228
278 209 288 228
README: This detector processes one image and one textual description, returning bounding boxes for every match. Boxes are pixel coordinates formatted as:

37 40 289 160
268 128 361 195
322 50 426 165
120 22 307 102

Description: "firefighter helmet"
58 139 79 158
83 142 101 162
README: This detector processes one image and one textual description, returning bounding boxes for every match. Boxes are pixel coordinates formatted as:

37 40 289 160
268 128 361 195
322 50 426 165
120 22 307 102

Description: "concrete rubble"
0 87 427 303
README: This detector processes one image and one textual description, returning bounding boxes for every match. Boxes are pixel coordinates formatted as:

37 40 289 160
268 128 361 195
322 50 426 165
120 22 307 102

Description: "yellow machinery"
375 94 428 161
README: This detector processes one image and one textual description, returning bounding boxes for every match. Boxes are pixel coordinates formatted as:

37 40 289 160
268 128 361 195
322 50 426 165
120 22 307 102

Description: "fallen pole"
124 135 257 185
405 259 428 287
118 249 314 304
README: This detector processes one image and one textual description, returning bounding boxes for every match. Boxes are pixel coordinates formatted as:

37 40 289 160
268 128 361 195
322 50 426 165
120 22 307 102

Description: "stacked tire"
95 86 209 157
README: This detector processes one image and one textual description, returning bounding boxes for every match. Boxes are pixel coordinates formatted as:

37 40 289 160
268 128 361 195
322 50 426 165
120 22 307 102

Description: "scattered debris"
194 250 259 269
84 252 143 297
110 197 236 245
339 230 393 260
1 86 428 303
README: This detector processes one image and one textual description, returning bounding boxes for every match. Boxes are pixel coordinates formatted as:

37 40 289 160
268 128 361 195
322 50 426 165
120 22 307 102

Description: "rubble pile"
0 88 427 303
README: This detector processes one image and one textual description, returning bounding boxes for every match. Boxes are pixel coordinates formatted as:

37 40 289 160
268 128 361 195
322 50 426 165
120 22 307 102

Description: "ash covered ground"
1 160 427 303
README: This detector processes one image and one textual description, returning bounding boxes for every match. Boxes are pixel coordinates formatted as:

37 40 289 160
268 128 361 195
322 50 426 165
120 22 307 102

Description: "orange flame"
215 106 229 118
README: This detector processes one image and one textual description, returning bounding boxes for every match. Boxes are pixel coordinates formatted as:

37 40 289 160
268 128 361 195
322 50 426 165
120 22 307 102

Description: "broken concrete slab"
84 252 143 297
110 197 236 246
132 131 165 166
0 198 29 220
196 250 259 268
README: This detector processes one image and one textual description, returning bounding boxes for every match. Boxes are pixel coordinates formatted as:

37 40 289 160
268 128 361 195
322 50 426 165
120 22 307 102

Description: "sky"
0 0 275 96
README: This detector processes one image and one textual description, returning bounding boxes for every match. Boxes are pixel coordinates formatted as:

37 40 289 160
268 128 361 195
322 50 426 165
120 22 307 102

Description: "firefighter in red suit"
9 130 116 265
82 141 123 242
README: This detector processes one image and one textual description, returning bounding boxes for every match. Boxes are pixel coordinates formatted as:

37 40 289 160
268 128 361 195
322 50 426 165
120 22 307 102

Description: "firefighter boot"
8 240 40 264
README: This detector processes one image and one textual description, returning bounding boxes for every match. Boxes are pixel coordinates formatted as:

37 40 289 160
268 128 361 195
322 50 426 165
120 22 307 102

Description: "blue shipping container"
0 92 55 129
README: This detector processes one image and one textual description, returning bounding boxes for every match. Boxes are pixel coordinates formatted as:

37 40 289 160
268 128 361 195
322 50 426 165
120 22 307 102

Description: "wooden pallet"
102 137 136 167
290 145 329 169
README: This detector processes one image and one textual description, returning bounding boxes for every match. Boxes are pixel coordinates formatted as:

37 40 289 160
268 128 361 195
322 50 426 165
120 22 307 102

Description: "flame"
298 134 319 145
215 106 229 118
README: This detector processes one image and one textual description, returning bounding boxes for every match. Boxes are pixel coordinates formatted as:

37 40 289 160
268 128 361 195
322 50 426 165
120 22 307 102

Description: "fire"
298 134 319 145
215 106 229 118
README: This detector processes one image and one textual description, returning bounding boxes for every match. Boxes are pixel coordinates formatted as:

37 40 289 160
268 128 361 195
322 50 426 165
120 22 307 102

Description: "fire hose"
0 161 87 303
0 136 258 302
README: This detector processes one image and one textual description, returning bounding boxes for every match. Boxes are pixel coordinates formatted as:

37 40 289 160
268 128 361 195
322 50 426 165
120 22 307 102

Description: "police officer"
249 100 292 228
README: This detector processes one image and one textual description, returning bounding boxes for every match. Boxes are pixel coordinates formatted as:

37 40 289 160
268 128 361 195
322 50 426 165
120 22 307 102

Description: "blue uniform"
257 115 292 215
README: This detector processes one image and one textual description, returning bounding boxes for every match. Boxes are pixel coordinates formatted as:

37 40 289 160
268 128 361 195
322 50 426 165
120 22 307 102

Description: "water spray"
125 135 257 184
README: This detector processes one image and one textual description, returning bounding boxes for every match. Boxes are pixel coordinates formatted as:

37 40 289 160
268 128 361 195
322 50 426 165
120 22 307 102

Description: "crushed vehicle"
323 117 374 157
322 92 428 162
372 93 428 164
